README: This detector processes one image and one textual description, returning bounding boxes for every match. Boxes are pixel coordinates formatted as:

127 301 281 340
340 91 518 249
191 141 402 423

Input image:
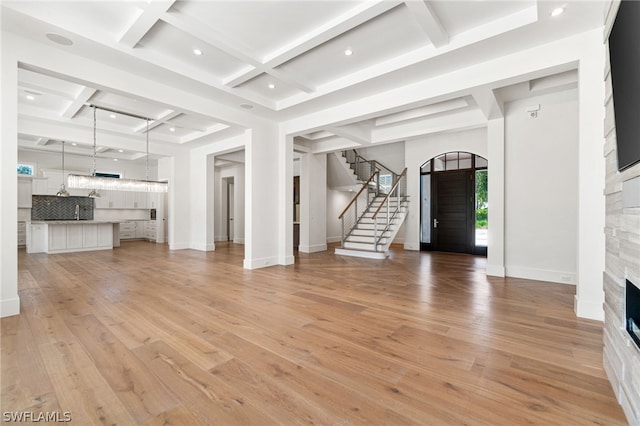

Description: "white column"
189 152 215 251
575 32 606 320
244 123 282 269
278 134 294 265
168 151 191 250
487 117 506 277
299 153 327 253
1 31 20 318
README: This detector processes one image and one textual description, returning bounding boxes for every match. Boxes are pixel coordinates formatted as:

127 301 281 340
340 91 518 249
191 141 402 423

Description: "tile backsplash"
31 195 94 221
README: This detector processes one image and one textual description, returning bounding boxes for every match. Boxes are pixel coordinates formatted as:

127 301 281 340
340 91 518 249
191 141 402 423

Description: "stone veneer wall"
603 1 640 424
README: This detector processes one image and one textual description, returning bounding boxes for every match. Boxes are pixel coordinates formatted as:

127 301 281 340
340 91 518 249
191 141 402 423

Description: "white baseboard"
299 243 327 253
214 235 228 242
0 297 20 318
192 242 215 251
279 255 295 265
243 256 279 269
403 243 419 251
575 295 605 321
505 265 576 285
169 242 190 250
486 264 506 277
233 238 245 244
327 236 341 243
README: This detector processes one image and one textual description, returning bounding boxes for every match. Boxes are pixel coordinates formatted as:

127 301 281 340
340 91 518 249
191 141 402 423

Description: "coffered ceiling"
2 0 604 162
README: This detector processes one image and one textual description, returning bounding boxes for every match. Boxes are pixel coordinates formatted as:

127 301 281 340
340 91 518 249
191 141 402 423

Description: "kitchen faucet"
74 204 80 220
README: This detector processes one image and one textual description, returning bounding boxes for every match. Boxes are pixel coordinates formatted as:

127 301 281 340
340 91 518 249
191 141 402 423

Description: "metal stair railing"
338 171 380 246
339 148 409 251
372 168 408 252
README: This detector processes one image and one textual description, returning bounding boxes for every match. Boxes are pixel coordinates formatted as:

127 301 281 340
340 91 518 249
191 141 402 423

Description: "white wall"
504 89 579 284
404 128 489 250
355 142 405 174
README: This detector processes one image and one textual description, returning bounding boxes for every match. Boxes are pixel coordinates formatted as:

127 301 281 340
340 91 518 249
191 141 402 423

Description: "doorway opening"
222 177 235 242
420 152 488 255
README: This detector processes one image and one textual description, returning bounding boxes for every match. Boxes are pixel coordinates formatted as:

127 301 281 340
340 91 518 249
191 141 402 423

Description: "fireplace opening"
626 279 640 349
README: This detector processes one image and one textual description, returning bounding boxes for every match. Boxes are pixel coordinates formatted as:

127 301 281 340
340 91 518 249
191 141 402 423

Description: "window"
17 164 34 176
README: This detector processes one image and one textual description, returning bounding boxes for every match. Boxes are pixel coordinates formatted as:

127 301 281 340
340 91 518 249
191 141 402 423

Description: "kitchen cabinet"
17 222 26 246
135 221 146 239
18 177 32 208
145 221 157 241
119 221 136 239
27 221 115 254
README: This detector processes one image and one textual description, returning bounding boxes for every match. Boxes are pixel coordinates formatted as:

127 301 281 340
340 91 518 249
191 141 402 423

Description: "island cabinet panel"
66 226 84 249
97 224 113 247
83 224 99 248
49 225 67 251
27 222 115 254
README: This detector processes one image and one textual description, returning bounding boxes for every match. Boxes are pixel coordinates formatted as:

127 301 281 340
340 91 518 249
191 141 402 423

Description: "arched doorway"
420 152 487 255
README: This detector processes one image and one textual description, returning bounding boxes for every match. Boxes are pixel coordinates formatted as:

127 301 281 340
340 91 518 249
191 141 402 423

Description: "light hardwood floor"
2 241 627 425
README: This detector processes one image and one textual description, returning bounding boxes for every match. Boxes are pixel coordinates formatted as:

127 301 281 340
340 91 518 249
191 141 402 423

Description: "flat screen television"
608 0 640 171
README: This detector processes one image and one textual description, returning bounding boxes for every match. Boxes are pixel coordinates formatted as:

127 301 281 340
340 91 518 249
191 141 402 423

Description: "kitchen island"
26 221 121 254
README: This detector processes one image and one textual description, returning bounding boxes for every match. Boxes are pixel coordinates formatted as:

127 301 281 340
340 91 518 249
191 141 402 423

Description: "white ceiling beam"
35 137 51 146
375 98 469 126
62 87 97 119
179 123 231 145
161 13 315 94
470 88 503 120
119 0 176 49
372 109 487 144
133 110 181 133
328 122 372 145
404 0 449 48
226 0 402 88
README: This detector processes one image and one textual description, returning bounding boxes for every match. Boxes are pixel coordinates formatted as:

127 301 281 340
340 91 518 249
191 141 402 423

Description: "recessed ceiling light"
71 143 77 146
113 158 119 162
169 127 176 132
46 33 73 46
268 83 275 89
240 104 254 109
193 48 203 56
344 48 354 56
551 7 565 17
109 114 116 119
118 149 124 153
26 95 35 101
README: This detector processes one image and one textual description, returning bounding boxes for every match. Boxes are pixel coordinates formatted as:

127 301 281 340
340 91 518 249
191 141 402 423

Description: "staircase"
335 150 409 259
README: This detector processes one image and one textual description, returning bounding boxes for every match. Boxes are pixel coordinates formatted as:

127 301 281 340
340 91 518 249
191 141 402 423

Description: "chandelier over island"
67 104 168 193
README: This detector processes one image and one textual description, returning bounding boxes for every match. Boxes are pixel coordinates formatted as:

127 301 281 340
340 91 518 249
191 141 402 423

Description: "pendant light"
68 105 168 193
87 106 100 198
56 141 70 197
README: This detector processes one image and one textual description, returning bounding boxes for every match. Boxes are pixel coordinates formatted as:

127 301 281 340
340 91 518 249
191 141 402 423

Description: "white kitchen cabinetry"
27 222 114 254
119 221 136 239
135 221 146 239
17 222 26 246
18 177 32 208
145 221 157 241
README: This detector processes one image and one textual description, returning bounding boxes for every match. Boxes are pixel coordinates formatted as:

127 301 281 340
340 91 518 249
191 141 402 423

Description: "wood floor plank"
1 241 627 425
133 340 279 425
64 314 181 423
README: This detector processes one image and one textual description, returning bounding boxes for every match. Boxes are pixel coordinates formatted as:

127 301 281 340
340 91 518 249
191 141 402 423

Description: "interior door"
431 170 473 253
228 182 234 241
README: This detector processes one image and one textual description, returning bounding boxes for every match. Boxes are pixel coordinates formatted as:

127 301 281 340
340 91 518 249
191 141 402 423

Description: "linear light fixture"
68 104 168 193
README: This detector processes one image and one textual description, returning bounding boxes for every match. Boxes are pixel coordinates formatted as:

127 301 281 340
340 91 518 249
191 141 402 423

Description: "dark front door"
431 170 473 253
